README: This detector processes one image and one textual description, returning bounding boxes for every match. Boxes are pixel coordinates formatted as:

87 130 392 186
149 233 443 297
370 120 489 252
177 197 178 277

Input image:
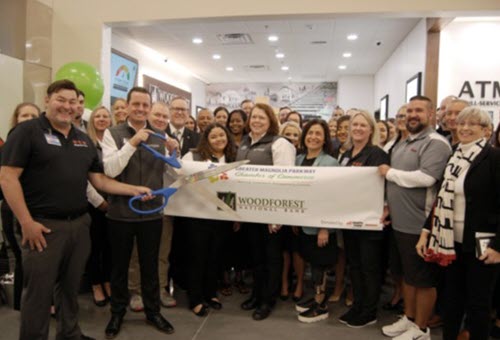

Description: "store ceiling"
113 16 421 83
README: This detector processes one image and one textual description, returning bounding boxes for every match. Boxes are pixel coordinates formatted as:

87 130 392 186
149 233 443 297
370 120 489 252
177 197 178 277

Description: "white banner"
164 161 385 231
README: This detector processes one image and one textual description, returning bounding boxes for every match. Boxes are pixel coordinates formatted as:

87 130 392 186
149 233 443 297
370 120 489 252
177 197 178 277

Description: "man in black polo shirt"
0 79 152 340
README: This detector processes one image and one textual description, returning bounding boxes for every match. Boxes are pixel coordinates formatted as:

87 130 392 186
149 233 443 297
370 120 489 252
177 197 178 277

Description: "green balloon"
55 62 104 110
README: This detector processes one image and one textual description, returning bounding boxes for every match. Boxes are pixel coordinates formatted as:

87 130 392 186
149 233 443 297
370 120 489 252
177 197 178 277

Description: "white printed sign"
164 161 385 231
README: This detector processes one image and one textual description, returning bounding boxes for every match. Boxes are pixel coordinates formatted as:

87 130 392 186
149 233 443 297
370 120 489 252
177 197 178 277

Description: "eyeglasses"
171 107 188 113
396 114 406 120
457 121 483 128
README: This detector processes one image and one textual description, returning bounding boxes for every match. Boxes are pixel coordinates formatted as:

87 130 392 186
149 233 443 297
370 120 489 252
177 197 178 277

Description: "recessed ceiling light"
25 42 32 48
225 66 234 71
281 66 289 71
342 52 352 58
192 37 203 44
268 35 279 42
212 54 221 60
347 34 358 41
275 53 285 59
338 65 347 70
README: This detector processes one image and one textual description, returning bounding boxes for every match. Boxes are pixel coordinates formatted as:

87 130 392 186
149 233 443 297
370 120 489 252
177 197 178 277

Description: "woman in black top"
338 110 390 328
181 123 236 316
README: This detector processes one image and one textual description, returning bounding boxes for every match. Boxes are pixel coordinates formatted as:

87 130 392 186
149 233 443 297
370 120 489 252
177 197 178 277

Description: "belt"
33 210 87 221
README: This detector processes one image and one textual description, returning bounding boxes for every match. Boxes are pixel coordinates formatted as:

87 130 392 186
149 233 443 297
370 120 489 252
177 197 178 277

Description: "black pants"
108 219 162 317
344 230 384 319
245 223 283 305
184 218 225 309
0 201 23 310
442 244 499 340
87 205 111 285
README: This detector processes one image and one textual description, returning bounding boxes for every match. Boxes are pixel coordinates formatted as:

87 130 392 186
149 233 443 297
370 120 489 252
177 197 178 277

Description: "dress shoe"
146 313 175 334
208 299 222 310
192 304 209 317
292 293 303 303
252 304 272 321
93 296 108 307
105 314 123 339
241 297 259 310
279 294 289 301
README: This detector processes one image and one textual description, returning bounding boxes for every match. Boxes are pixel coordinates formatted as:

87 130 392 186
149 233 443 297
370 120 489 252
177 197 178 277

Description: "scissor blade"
172 160 249 188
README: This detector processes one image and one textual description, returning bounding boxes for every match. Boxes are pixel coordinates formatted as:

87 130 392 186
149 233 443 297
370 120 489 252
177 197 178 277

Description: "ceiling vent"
244 65 270 71
217 33 254 45
310 40 327 45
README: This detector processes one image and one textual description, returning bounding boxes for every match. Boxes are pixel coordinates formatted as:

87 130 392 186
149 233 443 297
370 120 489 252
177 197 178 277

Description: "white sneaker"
392 325 430 340
129 294 144 312
160 290 177 308
382 315 415 337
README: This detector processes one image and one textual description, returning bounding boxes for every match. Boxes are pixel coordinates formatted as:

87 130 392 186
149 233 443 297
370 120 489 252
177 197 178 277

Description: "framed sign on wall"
406 72 422 103
380 94 389 120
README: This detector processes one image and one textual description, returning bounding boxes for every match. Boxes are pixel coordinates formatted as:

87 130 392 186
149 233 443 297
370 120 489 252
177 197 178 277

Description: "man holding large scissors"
101 87 175 338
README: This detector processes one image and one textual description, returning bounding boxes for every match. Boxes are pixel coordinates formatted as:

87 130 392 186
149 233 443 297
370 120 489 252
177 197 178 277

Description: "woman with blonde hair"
338 110 390 328
86 106 114 306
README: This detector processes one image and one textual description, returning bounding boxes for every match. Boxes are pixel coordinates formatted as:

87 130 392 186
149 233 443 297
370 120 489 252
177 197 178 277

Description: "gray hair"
456 106 492 127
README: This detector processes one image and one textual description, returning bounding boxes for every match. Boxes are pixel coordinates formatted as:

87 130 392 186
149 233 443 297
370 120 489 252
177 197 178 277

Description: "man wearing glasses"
166 97 200 157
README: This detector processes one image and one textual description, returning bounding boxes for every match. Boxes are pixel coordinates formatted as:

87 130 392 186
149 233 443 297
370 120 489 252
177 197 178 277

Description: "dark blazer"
425 144 500 252
166 125 200 157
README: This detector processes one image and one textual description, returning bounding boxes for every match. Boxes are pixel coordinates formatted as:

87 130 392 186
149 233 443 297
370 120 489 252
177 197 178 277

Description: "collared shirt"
1 114 102 216
169 124 185 148
247 132 296 166
386 127 451 234
101 120 168 178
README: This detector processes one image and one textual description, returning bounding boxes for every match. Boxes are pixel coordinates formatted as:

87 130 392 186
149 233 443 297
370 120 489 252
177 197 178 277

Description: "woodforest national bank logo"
236 196 306 214
217 192 236 211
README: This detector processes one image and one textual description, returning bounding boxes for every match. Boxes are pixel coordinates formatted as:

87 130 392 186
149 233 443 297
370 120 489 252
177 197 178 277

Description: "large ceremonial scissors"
128 159 249 215
140 132 181 169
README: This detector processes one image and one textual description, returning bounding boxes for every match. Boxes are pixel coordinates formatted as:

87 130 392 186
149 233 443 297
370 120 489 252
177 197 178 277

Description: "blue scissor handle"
128 187 178 215
140 141 181 169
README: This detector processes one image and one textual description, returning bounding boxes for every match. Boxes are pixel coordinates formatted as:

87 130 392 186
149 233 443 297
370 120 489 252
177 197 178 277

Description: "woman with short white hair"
417 107 500 340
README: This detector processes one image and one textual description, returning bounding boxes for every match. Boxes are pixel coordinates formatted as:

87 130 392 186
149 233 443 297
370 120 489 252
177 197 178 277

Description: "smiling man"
379 96 451 340
0 80 152 340
101 87 175 338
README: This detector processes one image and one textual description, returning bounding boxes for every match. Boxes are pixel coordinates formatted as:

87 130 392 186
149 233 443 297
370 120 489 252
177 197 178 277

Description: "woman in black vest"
181 123 236 316
236 103 296 321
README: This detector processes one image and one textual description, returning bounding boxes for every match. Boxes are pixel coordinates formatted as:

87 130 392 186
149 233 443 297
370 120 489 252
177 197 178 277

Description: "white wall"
0 53 24 139
338 75 374 113
438 19 500 126
374 19 426 117
109 33 207 118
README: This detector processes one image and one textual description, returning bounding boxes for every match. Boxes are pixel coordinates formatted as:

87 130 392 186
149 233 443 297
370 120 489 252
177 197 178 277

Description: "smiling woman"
236 103 296 321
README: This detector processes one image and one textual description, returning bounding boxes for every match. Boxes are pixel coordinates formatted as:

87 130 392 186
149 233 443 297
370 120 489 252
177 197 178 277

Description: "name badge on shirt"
44 133 61 146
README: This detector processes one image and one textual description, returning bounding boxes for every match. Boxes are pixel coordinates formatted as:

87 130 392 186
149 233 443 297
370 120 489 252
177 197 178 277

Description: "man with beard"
378 96 451 340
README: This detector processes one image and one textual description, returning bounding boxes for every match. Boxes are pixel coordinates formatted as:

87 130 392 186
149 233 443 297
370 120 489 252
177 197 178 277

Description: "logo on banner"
217 192 236 211
236 196 306 213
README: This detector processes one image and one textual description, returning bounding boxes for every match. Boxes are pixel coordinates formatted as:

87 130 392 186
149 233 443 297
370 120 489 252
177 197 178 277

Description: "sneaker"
297 303 329 323
392 325 430 340
160 290 177 308
382 315 415 337
347 315 377 328
295 298 316 313
338 308 359 325
129 294 144 312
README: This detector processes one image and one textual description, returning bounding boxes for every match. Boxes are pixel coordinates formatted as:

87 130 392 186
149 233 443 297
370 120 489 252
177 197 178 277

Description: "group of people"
1 79 500 340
